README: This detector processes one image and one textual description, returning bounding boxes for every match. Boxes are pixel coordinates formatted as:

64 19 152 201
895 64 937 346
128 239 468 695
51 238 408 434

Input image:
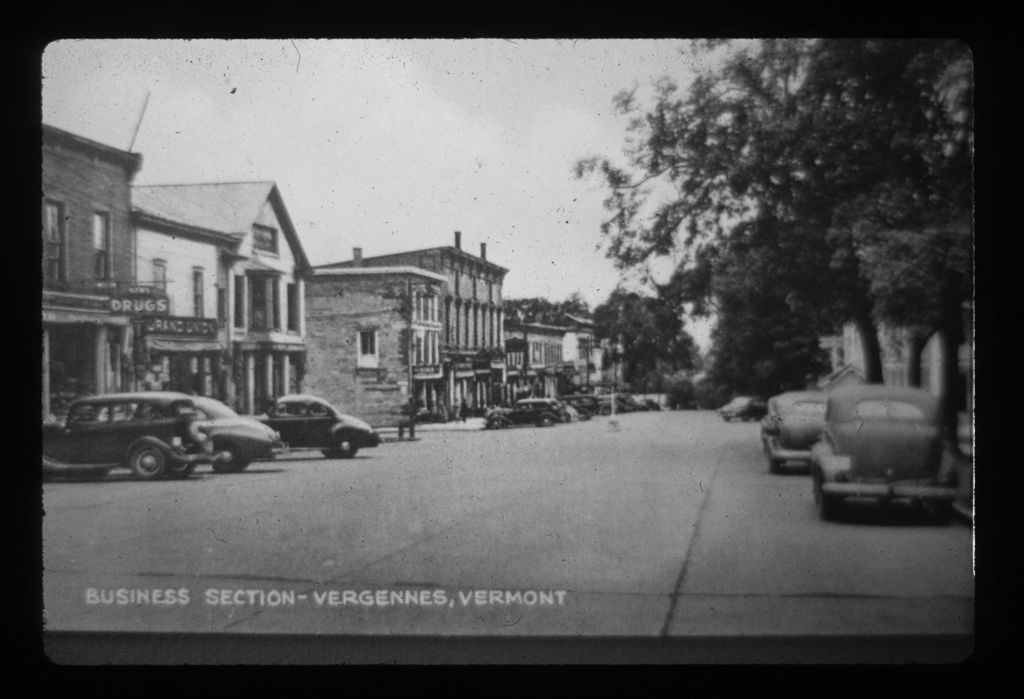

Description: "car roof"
773 391 826 407
826 384 939 420
70 391 194 406
277 394 330 404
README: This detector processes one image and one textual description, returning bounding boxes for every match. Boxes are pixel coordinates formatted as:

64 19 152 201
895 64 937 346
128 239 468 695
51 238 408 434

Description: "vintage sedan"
42 392 228 480
191 396 281 473
718 396 768 422
258 394 381 459
760 391 827 473
595 394 637 416
809 385 958 523
559 394 599 419
486 398 570 429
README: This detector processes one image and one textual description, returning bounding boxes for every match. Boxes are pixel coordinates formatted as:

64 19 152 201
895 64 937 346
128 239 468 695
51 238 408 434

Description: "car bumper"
821 482 957 501
763 437 812 464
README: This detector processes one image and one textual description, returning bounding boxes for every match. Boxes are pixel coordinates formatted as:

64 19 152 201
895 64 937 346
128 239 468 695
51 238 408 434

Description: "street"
43 411 973 639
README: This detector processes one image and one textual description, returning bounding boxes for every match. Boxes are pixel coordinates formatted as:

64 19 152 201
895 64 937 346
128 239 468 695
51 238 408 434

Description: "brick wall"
304 275 414 427
42 133 138 288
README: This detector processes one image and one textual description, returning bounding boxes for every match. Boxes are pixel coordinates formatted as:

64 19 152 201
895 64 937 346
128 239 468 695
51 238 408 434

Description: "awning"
145 337 224 353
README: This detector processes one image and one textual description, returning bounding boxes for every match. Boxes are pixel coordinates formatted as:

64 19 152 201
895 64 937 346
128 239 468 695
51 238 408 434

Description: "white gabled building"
132 181 312 413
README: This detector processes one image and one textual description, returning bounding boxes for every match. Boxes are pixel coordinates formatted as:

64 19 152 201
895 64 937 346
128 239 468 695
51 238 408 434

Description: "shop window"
93 212 111 280
287 283 299 331
193 268 205 317
43 200 65 284
358 330 378 368
253 224 278 254
249 277 268 331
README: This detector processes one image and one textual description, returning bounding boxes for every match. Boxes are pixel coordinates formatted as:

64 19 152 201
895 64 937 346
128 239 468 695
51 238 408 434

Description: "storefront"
43 291 133 420
232 341 306 414
135 315 225 398
413 363 444 417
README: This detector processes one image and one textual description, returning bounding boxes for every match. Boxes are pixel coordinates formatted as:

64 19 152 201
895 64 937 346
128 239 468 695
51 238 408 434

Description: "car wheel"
599 406 611 416
212 443 249 473
488 417 506 430
537 414 555 427
813 476 839 521
129 444 167 480
328 440 359 459
165 461 197 479
577 410 592 421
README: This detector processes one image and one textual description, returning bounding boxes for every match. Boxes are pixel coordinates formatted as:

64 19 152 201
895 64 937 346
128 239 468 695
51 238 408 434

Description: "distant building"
304 266 446 426
42 124 143 419
316 232 508 414
561 313 601 391
503 320 568 400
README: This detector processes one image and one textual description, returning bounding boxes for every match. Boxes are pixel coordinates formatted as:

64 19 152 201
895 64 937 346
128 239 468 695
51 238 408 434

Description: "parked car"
42 392 228 480
257 394 382 458
486 398 570 429
809 385 958 523
718 396 768 422
760 391 827 473
191 396 281 473
594 394 637 416
559 394 599 419
643 398 663 411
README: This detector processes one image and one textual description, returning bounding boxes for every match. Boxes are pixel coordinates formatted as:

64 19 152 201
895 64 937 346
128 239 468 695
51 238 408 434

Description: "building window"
93 212 111 280
217 287 227 322
272 277 281 330
253 224 278 254
152 259 167 294
358 330 378 368
193 268 204 318
43 201 65 284
234 275 245 329
249 277 268 330
287 283 299 332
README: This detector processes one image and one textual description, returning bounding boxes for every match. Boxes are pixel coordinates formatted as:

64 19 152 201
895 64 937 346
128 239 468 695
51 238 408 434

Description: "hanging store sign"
139 315 219 338
413 365 443 379
110 294 170 315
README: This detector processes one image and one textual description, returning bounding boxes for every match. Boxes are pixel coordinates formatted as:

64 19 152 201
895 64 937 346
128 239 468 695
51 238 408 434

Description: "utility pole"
406 278 416 439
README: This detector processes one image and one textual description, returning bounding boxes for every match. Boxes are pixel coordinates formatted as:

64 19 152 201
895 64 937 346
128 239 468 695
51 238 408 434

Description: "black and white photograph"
39 38 976 665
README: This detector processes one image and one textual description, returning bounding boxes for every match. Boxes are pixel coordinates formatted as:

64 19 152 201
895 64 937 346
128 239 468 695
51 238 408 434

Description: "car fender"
124 435 182 465
818 455 852 482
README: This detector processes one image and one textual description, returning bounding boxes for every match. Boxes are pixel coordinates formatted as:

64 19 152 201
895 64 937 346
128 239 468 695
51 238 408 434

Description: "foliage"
503 293 590 325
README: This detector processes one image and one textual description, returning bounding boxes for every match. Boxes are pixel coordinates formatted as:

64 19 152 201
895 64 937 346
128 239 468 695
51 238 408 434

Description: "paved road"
43 411 973 639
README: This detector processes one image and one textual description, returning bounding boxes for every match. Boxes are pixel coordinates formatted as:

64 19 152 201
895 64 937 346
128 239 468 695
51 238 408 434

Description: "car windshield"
192 397 239 420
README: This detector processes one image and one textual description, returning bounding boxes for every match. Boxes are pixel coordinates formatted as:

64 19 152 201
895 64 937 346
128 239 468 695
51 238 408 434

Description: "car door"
304 402 336 445
104 401 162 461
61 403 117 463
267 402 305 446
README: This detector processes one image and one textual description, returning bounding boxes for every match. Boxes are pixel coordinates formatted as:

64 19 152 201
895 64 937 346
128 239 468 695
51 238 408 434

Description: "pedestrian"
459 398 469 423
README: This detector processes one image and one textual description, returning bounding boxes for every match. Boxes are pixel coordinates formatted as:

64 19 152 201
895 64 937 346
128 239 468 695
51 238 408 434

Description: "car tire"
212 443 249 473
129 444 167 480
488 417 506 430
328 439 359 459
537 414 555 427
599 406 611 417
165 461 197 479
577 410 592 421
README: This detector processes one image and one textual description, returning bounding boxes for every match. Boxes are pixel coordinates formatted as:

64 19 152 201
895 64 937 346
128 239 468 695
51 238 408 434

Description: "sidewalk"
377 418 487 442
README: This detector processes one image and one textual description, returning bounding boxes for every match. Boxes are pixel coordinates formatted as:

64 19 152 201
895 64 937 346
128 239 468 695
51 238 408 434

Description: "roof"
310 267 447 283
132 182 312 271
43 123 143 175
317 245 509 274
71 391 194 405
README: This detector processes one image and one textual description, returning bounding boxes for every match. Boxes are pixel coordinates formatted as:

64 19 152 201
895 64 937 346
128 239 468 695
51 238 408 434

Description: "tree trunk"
852 312 884 384
906 332 927 388
939 306 967 458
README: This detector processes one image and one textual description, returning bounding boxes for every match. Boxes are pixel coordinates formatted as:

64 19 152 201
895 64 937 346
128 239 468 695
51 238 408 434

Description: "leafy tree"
504 293 590 325
577 38 972 446
593 286 698 386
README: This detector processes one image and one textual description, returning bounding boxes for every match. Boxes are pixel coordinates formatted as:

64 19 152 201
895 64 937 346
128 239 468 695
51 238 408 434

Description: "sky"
41 39 712 349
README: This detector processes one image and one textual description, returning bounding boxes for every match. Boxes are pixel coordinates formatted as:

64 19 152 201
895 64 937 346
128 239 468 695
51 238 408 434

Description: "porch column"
42 327 51 420
245 352 255 414
94 325 109 394
264 351 274 402
281 353 291 396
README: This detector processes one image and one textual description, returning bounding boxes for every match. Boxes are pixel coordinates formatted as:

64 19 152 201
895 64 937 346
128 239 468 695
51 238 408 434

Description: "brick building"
42 124 144 419
316 232 508 415
304 266 446 427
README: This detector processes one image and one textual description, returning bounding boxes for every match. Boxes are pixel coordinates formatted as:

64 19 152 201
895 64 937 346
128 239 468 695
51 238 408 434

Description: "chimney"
454 230 462 250
480 242 487 260
353 247 363 267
